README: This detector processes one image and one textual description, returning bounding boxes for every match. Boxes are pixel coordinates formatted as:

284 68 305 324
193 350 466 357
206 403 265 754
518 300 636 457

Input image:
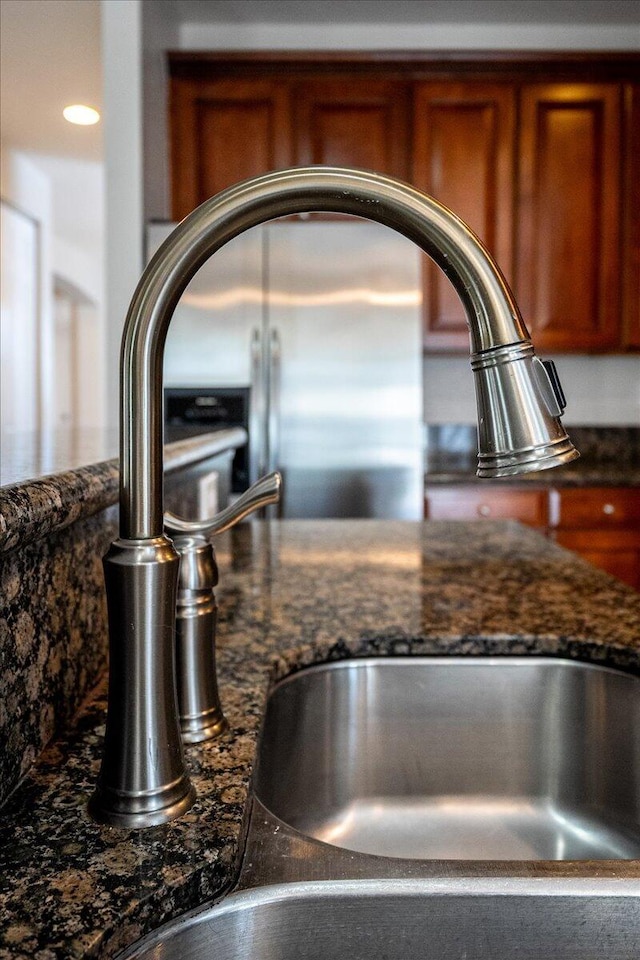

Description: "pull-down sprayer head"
472 344 577 478
89 167 578 829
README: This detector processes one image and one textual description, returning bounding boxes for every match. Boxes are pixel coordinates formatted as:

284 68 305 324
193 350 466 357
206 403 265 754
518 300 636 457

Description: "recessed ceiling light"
63 104 100 126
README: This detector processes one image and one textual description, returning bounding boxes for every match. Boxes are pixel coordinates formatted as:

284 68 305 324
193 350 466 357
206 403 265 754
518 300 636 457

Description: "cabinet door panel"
171 78 291 219
554 531 640 590
293 79 409 179
551 487 640 590
517 84 622 351
413 83 515 352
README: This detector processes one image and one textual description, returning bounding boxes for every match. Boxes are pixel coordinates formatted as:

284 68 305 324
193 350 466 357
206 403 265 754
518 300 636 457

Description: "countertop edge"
423 468 640 488
0 428 247 555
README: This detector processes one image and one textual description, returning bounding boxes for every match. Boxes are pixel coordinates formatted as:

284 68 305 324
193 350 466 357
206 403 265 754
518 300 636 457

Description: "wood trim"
169 51 640 83
622 84 640 350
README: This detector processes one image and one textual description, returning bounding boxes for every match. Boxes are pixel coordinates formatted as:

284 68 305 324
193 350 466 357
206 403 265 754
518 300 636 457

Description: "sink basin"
255 657 640 861
120 879 640 959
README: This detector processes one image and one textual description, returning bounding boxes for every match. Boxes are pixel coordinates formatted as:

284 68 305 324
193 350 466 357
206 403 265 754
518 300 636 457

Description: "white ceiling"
0 0 102 162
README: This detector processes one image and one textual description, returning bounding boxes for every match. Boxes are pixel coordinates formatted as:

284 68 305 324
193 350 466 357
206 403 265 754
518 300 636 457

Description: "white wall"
101 0 144 427
0 148 54 432
53 235 102 309
142 0 180 223
36 156 105 304
178 20 640 51
1 149 107 432
44 156 106 429
1 0 106 432
424 354 640 426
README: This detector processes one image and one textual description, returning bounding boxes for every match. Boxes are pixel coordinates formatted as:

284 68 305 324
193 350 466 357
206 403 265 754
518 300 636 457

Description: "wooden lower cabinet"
549 487 640 590
424 484 640 590
553 530 640 590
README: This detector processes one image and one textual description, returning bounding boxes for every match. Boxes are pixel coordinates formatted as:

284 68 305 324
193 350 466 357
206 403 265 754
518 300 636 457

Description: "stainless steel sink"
255 657 640 861
120 658 640 959
120 879 640 959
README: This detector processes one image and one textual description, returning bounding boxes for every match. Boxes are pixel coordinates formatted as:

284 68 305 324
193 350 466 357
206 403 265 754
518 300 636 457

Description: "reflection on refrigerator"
147 219 424 520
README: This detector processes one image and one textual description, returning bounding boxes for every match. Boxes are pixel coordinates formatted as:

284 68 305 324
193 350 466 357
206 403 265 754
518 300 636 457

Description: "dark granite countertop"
423 425 640 487
424 462 640 487
1 520 639 959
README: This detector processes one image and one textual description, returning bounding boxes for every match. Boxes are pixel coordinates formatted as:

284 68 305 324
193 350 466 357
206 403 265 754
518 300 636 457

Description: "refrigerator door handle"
249 326 266 481
267 327 281 476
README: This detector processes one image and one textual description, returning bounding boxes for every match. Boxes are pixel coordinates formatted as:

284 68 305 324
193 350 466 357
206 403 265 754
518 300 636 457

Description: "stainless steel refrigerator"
147 219 424 520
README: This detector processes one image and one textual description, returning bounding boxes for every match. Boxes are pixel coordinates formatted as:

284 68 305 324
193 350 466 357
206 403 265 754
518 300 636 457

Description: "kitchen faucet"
88 166 578 828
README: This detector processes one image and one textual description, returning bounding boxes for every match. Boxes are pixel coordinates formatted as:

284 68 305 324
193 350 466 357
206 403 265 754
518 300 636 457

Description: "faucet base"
88 778 196 829
89 537 196 829
181 708 229 744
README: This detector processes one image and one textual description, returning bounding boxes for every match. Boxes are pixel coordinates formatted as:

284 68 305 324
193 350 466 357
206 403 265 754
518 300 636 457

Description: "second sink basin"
121 878 640 960
255 657 640 861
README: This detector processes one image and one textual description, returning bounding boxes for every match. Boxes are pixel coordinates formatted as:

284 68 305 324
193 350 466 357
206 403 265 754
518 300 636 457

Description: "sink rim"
268 654 640 689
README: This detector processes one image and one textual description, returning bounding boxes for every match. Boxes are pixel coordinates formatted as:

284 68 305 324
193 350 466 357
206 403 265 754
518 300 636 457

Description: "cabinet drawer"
424 486 547 527
550 487 640 529
554 528 640 552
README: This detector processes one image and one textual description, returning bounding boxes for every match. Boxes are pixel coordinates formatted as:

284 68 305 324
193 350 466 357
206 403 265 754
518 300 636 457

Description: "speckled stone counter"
1 520 639 959
424 424 640 486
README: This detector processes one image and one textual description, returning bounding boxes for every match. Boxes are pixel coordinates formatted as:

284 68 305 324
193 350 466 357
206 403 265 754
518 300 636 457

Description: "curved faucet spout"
90 166 578 828
119 166 549 541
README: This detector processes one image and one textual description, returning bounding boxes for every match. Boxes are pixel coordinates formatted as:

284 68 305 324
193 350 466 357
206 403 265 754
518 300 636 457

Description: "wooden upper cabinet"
292 78 410 179
516 84 623 351
170 77 292 219
412 83 516 351
168 58 638 352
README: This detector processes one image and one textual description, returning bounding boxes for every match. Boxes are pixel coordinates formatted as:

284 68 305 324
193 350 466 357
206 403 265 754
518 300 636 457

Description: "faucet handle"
164 471 281 538
164 471 280 746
